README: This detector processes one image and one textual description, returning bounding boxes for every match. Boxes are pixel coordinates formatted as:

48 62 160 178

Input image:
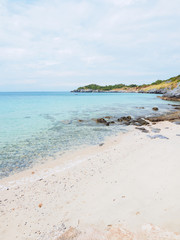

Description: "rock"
117 116 149 126
147 88 168 94
147 89 158 94
117 116 132 126
170 105 180 110
96 118 107 124
106 121 115 126
161 83 180 101
117 116 132 122
152 107 159 111
171 104 179 106
78 120 84 122
160 96 180 101
131 118 149 126
146 111 180 122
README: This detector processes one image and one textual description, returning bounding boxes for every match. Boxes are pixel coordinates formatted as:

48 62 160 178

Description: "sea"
0 91 176 178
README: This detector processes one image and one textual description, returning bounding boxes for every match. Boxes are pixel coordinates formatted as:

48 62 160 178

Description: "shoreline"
1 105 179 183
0 119 180 239
0 107 180 184
0 126 133 188
1 92 179 180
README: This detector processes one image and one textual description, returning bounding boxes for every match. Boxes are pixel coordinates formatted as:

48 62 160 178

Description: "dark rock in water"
111 121 115 124
118 116 132 122
147 134 169 140
135 127 149 133
117 116 132 126
96 118 107 124
170 104 180 109
117 116 149 126
106 121 115 126
78 120 84 122
152 107 159 111
131 118 149 126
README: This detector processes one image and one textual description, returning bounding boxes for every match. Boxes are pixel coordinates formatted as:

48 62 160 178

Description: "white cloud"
0 0 180 90
0 47 30 60
105 0 145 7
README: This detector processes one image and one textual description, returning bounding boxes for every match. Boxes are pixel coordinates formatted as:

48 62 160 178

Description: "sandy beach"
0 121 180 240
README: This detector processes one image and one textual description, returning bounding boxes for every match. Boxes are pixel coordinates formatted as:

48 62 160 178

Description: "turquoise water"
0 92 175 178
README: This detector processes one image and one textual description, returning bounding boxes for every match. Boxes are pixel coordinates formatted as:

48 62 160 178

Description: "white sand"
0 121 180 240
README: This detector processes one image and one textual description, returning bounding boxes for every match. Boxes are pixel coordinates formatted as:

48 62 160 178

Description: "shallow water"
0 92 176 178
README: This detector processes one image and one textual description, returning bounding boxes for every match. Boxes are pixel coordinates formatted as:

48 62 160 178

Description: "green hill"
72 75 180 93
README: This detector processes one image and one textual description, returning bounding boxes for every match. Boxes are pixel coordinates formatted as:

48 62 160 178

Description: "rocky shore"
160 83 180 101
78 105 180 129
73 87 180 101
72 76 180 102
72 84 180 101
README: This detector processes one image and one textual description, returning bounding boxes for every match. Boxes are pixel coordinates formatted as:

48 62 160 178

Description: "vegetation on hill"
142 75 180 91
77 83 137 91
74 75 180 92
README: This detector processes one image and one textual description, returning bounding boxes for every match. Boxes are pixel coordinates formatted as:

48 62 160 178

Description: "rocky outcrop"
146 110 180 122
146 88 168 94
161 83 180 101
80 106 180 128
118 116 149 126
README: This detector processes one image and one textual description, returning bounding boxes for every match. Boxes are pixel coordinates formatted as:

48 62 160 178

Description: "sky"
0 0 180 91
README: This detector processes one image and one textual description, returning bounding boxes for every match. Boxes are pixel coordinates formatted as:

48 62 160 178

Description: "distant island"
72 75 180 101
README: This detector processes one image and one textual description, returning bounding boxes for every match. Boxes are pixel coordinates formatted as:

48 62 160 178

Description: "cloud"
0 0 180 90
105 0 145 7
